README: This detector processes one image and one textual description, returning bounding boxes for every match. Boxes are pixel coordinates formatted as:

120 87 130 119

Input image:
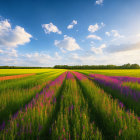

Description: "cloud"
0 48 18 57
88 22 105 33
95 0 104 5
87 34 102 40
67 20 77 29
101 22 105 27
0 19 32 47
18 52 62 66
54 35 80 51
67 53 95 65
0 49 3 53
105 42 140 53
105 32 110 36
137 34 140 37
91 44 106 54
105 30 124 38
54 52 62 60
88 24 99 33
42 23 62 34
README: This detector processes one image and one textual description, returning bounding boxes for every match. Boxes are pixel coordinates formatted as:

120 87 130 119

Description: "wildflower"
119 129 122 136
71 105 74 110
0 121 5 130
119 102 124 108
83 125 85 129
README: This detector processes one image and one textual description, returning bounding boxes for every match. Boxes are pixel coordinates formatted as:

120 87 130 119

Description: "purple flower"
67 72 74 79
0 121 5 131
119 102 124 108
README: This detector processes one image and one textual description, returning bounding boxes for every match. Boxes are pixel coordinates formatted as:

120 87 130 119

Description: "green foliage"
54 63 140 69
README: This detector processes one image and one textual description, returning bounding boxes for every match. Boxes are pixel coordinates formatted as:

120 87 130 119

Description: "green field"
0 69 139 140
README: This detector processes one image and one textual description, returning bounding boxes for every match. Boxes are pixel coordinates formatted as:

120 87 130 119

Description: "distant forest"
54 63 140 69
0 66 51 69
0 63 140 69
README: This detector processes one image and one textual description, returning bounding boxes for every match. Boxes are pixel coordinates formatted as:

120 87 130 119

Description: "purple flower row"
72 71 87 80
89 74 140 101
66 71 74 79
110 75 140 83
0 72 67 131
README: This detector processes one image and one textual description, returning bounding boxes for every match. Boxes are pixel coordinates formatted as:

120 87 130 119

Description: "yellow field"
76 69 140 77
0 69 64 76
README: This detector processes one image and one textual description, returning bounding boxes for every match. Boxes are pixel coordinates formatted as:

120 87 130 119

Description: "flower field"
0 69 140 140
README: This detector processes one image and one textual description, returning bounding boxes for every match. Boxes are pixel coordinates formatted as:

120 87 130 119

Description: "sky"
0 0 140 66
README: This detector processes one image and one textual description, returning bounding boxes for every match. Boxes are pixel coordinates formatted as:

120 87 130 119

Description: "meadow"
0 69 139 140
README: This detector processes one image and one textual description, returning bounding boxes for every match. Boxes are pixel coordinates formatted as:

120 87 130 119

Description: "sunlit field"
0 69 57 76
0 69 139 140
76 69 140 77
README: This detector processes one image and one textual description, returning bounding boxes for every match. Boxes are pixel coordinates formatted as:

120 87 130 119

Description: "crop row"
0 71 140 139
0 72 67 139
73 71 140 139
0 70 66 128
49 72 102 140
89 73 140 116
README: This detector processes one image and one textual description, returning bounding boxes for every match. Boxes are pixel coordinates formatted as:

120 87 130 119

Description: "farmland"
0 69 140 140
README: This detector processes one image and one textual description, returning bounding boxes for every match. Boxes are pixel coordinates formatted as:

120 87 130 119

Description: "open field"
75 69 140 77
0 69 140 140
0 69 56 77
0 73 36 81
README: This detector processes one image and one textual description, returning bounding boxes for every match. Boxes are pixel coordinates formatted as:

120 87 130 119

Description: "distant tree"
121 63 131 69
130 64 140 69
54 64 140 69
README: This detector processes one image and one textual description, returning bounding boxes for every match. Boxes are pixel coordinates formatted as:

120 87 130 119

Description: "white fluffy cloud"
95 0 104 5
88 22 105 33
91 44 106 54
0 19 32 47
105 30 124 38
54 35 80 51
88 24 99 33
67 20 77 29
87 34 102 40
42 23 62 34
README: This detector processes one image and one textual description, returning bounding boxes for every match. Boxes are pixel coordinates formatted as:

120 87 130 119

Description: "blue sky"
0 0 140 66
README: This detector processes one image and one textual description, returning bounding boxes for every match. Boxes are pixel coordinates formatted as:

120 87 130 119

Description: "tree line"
0 66 51 69
54 63 140 69
0 63 140 69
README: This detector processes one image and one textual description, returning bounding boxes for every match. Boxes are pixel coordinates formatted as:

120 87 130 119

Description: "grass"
0 69 140 140
123 81 140 91
73 71 140 140
75 69 140 77
0 69 65 76
0 70 66 125
49 72 102 140
0 72 67 139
